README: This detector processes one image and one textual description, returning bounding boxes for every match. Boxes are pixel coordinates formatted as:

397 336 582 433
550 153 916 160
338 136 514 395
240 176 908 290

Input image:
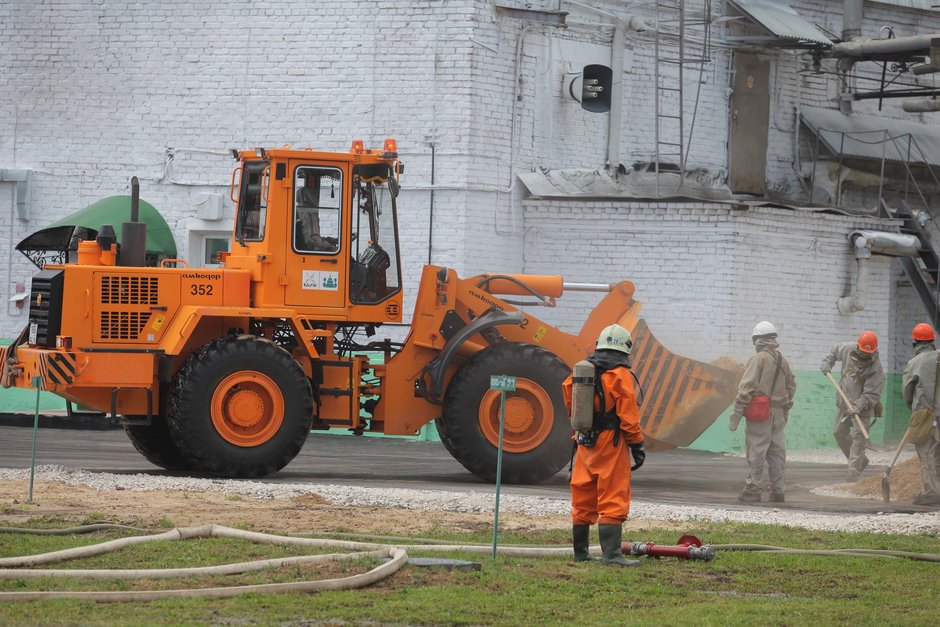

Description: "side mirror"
388 178 400 198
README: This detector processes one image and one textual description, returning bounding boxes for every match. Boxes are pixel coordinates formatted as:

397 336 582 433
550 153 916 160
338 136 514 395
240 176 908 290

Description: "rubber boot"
598 524 640 567
572 524 598 562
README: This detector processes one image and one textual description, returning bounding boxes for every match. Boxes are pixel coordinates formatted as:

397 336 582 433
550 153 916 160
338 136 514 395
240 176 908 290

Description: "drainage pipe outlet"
837 230 921 315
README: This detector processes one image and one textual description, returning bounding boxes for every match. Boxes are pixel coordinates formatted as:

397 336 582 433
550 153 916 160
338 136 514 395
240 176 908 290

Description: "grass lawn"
0 520 938 625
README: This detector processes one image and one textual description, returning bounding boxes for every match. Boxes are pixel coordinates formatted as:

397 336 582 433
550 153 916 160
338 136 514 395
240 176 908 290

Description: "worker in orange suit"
563 324 645 567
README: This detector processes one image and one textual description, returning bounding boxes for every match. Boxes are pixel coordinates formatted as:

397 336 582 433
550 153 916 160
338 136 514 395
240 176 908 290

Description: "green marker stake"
28 375 42 503
492 389 506 560
489 375 516 561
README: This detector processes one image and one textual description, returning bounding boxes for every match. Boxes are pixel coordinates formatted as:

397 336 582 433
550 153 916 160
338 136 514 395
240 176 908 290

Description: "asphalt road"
0 424 927 515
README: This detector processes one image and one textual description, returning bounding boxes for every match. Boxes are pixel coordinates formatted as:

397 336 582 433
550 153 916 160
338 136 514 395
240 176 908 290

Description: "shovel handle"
886 426 913 472
825 371 871 441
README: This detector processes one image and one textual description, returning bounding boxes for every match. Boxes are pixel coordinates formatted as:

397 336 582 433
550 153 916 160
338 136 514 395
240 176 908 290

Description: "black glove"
629 442 646 471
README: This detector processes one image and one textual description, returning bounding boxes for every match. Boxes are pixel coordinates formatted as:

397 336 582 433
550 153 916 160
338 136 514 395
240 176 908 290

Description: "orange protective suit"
563 365 643 525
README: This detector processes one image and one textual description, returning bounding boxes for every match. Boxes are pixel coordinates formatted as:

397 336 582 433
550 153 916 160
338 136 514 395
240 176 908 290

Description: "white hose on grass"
0 524 407 602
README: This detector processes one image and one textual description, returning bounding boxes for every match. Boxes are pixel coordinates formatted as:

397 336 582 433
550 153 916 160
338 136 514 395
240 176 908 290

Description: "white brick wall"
522 200 899 370
0 0 934 373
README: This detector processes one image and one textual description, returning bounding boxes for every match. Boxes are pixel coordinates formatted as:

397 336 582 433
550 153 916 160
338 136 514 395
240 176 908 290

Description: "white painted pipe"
837 230 921 315
829 34 940 60
903 98 940 113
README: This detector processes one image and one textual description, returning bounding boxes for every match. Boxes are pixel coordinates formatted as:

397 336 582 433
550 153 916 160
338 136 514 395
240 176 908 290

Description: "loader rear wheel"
123 414 191 471
438 343 571 484
166 335 313 478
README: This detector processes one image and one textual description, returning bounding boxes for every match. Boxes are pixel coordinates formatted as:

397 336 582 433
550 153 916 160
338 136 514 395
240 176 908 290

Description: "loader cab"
228 146 403 322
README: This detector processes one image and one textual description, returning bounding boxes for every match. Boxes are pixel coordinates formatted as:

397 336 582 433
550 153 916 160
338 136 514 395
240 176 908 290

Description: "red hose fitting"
622 534 715 562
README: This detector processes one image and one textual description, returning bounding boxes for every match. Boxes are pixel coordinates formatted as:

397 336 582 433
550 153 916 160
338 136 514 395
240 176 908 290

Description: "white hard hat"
596 324 633 355
752 321 778 337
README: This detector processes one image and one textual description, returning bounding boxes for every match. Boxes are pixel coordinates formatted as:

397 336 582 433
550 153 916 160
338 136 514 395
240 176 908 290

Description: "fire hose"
1 524 938 601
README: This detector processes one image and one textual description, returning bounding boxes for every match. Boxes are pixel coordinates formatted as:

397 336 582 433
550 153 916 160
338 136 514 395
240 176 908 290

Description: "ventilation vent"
100 276 159 305
99 311 152 340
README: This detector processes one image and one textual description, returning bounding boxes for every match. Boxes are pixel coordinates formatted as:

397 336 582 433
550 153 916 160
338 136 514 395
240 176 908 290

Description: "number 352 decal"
190 284 214 296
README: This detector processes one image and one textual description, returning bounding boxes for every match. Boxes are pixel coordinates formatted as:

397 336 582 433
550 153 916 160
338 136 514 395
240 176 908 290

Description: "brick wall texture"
2 0 938 448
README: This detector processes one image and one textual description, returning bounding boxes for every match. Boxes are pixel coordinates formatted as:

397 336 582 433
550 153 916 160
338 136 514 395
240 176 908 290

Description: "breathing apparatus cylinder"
570 360 595 433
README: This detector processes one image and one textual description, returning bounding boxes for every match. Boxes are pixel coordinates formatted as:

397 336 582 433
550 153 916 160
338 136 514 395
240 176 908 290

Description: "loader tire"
439 343 571 484
166 335 313 478
123 413 192 471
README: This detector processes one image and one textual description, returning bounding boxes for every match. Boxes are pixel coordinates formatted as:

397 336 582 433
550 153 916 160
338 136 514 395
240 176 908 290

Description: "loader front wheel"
439 343 571 484
167 335 313 478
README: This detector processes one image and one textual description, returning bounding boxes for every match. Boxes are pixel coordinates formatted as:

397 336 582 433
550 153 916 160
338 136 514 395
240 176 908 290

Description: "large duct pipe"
119 176 147 267
843 0 863 42
829 34 940 61
903 98 940 113
837 230 921 315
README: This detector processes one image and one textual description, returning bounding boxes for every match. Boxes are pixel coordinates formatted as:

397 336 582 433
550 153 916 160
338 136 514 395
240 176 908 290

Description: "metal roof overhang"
727 0 833 49
800 106 940 167
16 195 178 268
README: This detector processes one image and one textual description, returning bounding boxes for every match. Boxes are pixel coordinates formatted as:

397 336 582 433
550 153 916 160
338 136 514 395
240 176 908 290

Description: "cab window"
293 167 342 254
235 160 269 242
350 164 401 304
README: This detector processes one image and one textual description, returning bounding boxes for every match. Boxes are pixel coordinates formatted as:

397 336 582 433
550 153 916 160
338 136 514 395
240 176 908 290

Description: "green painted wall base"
689 370 909 453
0 386 66 413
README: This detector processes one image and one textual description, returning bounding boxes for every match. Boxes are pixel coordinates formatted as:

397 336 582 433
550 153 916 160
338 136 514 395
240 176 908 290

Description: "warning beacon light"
383 138 398 158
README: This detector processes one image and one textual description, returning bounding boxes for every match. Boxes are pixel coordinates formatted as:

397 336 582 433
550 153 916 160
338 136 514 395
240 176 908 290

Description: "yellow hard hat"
596 324 632 355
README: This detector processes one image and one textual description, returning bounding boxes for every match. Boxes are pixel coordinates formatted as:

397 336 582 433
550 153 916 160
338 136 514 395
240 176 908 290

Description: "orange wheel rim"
478 378 554 453
211 371 284 447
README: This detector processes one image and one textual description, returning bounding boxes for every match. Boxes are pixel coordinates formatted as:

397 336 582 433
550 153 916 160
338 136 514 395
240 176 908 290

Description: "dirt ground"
0 481 524 535
0 480 682 537
0 456 928 536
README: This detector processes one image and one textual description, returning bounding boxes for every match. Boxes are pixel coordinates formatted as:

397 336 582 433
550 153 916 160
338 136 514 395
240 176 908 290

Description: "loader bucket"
628 319 739 450
571 284 738 450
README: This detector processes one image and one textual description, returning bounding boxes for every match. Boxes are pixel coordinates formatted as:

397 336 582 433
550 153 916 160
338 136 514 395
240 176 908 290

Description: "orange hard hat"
857 331 878 354
912 323 936 342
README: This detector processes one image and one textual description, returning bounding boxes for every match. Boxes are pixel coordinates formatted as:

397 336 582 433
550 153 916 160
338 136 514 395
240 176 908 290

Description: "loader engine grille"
100 276 159 305
99 311 152 340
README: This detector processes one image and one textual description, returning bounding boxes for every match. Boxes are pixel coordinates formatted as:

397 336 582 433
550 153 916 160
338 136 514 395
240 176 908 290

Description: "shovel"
881 426 912 503
824 372 871 443
881 409 937 502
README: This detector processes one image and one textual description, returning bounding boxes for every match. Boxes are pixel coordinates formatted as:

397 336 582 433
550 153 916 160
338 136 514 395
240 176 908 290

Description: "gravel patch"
733 447 918 466
2 465 938 537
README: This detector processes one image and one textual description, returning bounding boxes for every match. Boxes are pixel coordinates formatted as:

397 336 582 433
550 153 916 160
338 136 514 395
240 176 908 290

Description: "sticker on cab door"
302 270 339 290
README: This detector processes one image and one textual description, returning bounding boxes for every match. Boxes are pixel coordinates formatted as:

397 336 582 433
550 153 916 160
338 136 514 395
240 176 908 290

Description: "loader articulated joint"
422 310 525 403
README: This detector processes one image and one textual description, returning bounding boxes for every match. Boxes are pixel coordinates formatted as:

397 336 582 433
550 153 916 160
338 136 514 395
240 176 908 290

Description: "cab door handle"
321 258 338 264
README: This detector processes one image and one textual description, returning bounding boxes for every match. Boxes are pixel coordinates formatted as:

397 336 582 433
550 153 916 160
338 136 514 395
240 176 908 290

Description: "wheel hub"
224 387 265 429
210 370 286 447
504 396 535 433
477 378 555 453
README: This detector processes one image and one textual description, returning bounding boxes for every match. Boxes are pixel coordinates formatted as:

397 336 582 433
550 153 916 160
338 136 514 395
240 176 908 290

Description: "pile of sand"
712 356 745 380
842 457 924 501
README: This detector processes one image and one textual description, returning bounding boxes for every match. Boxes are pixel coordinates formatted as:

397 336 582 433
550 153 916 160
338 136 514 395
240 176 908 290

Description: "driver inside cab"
295 170 338 253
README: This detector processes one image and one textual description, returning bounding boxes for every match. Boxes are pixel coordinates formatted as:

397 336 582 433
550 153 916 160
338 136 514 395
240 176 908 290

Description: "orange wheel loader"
0 141 738 482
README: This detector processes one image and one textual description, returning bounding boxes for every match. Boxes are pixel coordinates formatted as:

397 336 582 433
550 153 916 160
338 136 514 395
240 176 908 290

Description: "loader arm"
378 266 737 451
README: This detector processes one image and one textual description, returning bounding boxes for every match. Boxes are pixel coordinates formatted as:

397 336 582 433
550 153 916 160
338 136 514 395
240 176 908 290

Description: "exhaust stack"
120 176 147 267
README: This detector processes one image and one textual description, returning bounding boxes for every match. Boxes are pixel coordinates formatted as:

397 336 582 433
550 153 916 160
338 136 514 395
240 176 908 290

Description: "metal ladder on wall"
653 0 712 196
880 199 940 327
